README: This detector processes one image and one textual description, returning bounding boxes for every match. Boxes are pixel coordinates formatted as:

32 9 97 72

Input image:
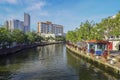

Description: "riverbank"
0 41 63 56
66 44 120 77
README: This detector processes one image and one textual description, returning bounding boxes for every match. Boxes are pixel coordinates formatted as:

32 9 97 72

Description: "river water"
0 44 119 80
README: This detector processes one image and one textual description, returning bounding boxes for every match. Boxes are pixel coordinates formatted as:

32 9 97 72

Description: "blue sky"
0 0 120 33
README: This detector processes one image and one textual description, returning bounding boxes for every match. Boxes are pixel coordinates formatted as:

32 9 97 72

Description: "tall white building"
24 13 30 32
5 19 24 32
4 13 30 33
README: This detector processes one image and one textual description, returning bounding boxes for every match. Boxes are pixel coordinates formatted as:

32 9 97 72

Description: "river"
0 44 119 80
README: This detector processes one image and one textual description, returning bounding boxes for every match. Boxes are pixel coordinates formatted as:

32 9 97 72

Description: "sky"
0 0 120 33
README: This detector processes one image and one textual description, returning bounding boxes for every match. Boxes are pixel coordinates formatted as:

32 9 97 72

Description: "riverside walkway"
110 51 120 68
66 43 120 77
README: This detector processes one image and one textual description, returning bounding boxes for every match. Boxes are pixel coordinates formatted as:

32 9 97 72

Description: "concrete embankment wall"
66 45 120 78
0 42 63 56
0 44 38 56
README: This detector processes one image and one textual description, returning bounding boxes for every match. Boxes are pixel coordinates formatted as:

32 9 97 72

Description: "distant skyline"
0 0 120 32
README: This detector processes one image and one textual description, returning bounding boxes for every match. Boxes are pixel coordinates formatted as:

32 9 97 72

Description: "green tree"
0 27 11 48
75 21 95 41
66 31 77 43
66 11 120 44
35 34 44 42
26 32 35 44
55 36 66 41
12 29 26 44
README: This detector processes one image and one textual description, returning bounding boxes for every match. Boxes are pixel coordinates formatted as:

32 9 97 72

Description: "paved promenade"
110 51 120 68
66 44 120 76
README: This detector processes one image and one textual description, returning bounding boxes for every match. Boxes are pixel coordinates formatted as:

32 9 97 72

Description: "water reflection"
0 44 119 80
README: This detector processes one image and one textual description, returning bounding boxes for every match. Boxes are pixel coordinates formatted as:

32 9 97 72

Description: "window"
110 36 113 38
97 44 105 51
90 44 95 49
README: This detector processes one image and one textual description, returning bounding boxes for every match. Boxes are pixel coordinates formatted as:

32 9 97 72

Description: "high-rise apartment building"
4 13 30 33
24 13 30 32
5 19 24 32
38 21 63 36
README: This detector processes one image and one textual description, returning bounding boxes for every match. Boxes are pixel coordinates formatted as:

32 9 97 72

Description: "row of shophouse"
108 35 120 51
77 37 120 56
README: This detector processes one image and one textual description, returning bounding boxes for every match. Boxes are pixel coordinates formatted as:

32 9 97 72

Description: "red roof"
86 40 109 44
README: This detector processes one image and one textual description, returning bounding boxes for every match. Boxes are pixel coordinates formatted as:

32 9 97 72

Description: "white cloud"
26 1 46 11
0 0 17 4
0 0 49 31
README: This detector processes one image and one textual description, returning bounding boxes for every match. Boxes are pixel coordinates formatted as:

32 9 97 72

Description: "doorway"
119 45 120 51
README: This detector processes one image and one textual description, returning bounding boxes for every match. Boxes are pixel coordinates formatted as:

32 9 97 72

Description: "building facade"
24 13 30 32
4 13 30 33
107 15 120 51
108 35 120 51
5 19 24 32
38 21 63 37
